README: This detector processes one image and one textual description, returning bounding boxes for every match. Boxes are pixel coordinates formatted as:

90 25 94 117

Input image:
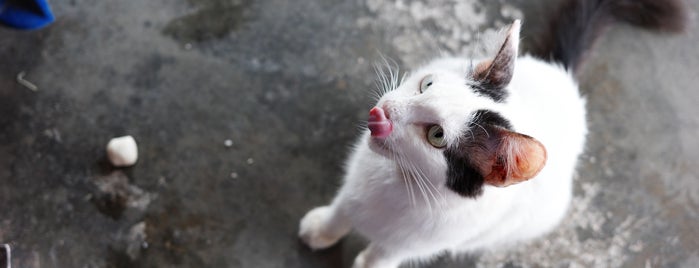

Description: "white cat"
299 0 685 267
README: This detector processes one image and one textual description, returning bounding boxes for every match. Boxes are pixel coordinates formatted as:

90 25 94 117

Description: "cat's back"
472 55 588 246
507 55 587 167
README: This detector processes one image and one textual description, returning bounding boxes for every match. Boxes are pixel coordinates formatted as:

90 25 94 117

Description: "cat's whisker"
409 164 433 214
400 72 408 85
400 153 433 214
395 152 417 207
355 122 369 133
403 163 418 208
411 168 432 213
388 64 399 92
391 147 428 210
413 161 446 205
378 70 388 94
376 54 401 93
407 159 446 215
380 71 391 94
391 64 401 92
373 63 390 96
369 88 382 102
403 156 425 208
390 144 414 207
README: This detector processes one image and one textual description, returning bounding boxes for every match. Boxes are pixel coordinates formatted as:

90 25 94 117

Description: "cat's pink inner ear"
483 130 547 187
471 20 521 88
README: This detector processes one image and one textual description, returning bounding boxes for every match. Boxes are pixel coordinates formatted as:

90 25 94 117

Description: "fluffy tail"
531 0 687 73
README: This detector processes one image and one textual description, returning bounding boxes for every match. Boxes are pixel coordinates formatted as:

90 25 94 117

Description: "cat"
299 0 686 267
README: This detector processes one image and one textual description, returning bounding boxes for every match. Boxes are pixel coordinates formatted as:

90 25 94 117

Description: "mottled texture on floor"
1 0 697 267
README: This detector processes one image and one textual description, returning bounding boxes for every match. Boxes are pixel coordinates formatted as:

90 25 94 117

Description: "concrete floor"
1 0 698 267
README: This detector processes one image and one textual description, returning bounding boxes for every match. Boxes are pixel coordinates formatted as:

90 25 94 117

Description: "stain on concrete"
92 171 156 220
128 54 176 89
163 0 251 42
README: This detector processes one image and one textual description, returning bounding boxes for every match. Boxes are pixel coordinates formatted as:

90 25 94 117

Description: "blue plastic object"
0 0 54 30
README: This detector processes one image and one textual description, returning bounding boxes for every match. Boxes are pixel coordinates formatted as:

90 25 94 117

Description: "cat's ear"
472 20 521 90
472 126 547 187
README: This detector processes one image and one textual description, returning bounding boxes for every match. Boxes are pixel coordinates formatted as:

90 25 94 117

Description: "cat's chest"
346 155 458 234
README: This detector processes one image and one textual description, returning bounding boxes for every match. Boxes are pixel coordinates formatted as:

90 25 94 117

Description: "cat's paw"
352 246 399 268
298 206 342 250
352 249 395 268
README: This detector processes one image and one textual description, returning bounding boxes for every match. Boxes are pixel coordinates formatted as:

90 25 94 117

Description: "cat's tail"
531 0 687 73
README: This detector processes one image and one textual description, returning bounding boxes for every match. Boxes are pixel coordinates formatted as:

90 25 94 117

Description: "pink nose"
368 107 393 138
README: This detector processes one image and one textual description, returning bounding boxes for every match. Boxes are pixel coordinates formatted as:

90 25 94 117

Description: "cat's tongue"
368 107 393 138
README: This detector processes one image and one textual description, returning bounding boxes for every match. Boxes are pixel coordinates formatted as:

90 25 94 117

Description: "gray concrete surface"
1 0 698 267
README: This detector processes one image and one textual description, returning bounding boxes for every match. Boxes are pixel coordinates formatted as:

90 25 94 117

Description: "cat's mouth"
367 107 393 138
367 106 396 156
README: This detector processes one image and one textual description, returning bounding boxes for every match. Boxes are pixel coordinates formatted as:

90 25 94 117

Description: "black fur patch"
444 149 485 198
472 84 508 103
471 109 512 130
443 110 512 198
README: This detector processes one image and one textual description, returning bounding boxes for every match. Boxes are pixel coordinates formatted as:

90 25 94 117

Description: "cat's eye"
427 125 447 148
419 74 434 93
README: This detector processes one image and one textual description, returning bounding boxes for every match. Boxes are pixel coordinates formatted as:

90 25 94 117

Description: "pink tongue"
368 107 393 138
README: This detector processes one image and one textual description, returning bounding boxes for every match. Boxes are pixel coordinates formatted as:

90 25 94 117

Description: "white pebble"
224 139 233 147
107 135 139 167
230 172 238 179
246 158 254 165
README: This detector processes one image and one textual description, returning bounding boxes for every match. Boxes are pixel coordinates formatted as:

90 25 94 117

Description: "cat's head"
367 20 547 198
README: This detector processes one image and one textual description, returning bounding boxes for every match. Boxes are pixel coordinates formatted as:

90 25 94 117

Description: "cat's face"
367 21 547 198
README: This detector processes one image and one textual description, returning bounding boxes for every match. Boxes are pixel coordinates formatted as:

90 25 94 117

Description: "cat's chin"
368 137 393 157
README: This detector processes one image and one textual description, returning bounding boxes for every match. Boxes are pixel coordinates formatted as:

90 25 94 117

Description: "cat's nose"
368 107 393 138
381 101 400 120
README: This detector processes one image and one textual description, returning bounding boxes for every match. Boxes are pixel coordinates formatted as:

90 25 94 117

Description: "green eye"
419 74 434 93
427 125 447 148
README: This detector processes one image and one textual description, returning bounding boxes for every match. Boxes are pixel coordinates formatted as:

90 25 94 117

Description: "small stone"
107 136 138 167
224 139 233 147
230 172 238 179
184 43 192 50
246 158 254 165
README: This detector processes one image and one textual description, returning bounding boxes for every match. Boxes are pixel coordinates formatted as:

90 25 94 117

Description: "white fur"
300 29 587 267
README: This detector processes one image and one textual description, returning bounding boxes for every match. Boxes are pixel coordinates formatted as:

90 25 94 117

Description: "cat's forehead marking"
470 83 508 103
469 109 512 130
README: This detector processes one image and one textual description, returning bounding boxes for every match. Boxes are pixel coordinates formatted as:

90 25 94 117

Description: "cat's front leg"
352 244 402 268
298 203 351 250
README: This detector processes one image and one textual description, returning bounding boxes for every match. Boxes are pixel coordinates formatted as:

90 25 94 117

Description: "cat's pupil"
434 131 443 138
420 74 435 93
